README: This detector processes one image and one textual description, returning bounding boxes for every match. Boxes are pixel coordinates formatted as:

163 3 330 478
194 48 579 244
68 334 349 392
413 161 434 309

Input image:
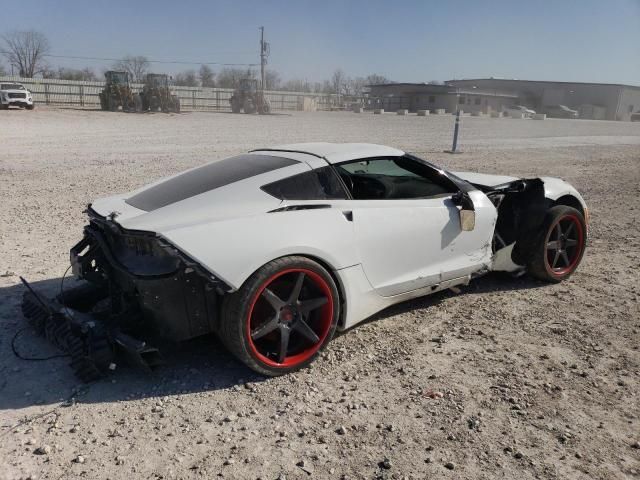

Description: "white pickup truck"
1 82 34 110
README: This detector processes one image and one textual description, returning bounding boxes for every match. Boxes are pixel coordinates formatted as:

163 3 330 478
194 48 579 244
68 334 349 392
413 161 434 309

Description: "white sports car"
22 143 588 379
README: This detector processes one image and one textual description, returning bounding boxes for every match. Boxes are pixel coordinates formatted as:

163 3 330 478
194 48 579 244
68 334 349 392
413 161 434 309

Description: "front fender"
540 177 587 210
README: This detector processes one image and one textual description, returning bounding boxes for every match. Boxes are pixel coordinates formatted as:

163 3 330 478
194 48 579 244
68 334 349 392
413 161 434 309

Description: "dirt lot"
1 108 639 480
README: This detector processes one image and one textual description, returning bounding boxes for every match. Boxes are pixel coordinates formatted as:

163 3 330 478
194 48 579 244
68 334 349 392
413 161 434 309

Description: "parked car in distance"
502 105 536 118
0 83 34 110
544 105 579 119
630 111 640 122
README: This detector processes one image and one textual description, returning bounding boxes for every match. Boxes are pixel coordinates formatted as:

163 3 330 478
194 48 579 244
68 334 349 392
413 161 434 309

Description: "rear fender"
160 208 359 290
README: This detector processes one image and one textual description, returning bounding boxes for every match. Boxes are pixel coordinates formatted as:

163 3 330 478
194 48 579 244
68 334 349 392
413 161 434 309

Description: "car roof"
251 142 405 164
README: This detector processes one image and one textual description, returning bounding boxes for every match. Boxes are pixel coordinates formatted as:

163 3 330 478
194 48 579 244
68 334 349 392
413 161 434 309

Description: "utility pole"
259 26 269 91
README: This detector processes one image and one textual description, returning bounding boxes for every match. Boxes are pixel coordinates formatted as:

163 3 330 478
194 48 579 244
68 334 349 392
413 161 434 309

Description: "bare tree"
217 68 251 89
55 67 97 81
281 78 312 93
199 64 215 88
174 70 198 87
112 55 149 83
331 69 347 96
0 61 6 76
365 74 389 85
264 69 281 90
2 30 50 78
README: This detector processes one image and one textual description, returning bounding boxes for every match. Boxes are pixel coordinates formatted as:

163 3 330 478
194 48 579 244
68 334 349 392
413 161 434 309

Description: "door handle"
342 211 353 222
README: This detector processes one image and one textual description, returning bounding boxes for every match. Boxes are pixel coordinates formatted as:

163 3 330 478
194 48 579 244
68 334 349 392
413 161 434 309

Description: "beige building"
448 78 640 121
366 83 516 114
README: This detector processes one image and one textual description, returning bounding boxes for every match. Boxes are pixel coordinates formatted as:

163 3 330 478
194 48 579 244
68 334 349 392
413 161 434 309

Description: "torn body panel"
21 209 230 381
478 178 549 272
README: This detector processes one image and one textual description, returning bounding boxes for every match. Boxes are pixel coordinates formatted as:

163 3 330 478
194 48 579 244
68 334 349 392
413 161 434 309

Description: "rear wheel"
108 96 118 112
243 98 256 114
528 205 586 283
220 256 339 376
134 95 142 112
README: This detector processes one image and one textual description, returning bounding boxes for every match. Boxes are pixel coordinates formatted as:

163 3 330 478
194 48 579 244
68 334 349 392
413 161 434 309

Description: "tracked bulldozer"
138 74 180 113
99 71 139 112
229 78 271 114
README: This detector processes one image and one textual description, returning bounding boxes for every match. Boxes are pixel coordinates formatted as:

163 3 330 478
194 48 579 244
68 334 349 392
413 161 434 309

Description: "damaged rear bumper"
20 208 230 381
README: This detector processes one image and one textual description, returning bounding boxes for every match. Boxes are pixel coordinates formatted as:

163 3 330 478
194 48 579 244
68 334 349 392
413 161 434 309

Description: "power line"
0 51 258 67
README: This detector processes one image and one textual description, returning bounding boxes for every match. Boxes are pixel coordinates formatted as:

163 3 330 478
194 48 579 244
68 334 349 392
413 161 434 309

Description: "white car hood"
452 171 520 188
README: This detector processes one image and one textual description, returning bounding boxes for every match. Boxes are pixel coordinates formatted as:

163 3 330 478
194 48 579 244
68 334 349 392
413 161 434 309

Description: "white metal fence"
0 76 340 111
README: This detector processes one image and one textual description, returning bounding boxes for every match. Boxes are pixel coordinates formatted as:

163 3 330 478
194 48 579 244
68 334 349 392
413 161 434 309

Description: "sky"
1 0 639 85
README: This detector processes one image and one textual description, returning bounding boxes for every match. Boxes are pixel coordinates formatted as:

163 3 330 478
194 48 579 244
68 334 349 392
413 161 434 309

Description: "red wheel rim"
544 214 584 276
246 268 334 368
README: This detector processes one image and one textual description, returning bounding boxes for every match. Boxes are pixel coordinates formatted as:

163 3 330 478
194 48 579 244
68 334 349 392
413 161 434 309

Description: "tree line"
1 30 390 94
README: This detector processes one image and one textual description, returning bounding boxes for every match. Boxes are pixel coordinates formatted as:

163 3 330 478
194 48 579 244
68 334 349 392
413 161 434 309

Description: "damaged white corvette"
22 143 588 379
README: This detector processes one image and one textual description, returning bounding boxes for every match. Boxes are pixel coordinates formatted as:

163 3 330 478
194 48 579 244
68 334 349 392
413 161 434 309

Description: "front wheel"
528 205 586 283
219 256 339 376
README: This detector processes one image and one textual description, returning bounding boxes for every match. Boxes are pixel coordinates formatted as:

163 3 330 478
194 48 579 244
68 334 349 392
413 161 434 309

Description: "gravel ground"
1 108 639 480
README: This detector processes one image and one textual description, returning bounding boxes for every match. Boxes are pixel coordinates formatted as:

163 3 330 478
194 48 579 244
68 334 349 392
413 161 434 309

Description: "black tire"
243 98 256 114
134 95 143 113
528 205 586 283
219 256 339 376
26 104 35 110
108 96 118 112
259 100 271 115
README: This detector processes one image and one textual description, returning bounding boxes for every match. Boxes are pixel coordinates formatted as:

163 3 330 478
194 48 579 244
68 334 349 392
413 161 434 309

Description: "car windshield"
1 84 25 90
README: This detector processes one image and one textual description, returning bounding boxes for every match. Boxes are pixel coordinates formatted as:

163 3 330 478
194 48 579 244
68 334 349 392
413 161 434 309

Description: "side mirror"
460 209 476 231
452 191 476 231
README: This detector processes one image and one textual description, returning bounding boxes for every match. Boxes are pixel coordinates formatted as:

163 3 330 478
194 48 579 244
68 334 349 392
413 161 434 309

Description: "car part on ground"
1 82 34 110
19 143 588 380
229 78 271 114
138 74 180 113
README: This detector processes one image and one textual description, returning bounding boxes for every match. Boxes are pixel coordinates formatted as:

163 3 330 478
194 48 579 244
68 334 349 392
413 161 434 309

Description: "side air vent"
268 204 331 213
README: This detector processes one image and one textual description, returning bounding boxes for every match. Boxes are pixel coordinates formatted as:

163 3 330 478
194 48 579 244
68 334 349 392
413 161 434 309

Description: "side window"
335 157 458 200
261 166 348 200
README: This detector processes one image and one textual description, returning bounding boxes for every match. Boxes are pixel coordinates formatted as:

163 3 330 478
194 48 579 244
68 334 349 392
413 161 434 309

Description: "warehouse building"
447 78 640 121
366 83 517 114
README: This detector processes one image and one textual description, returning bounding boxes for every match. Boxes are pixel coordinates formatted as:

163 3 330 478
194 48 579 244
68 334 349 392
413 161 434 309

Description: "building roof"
253 143 405 164
366 83 517 98
448 78 640 90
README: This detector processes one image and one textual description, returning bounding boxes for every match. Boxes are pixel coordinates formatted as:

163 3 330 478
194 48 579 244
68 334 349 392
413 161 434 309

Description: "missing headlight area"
483 179 547 272
21 208 231 381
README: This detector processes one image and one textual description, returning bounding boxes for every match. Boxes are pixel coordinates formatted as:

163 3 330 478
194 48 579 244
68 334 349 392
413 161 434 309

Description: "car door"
334 156 496 297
